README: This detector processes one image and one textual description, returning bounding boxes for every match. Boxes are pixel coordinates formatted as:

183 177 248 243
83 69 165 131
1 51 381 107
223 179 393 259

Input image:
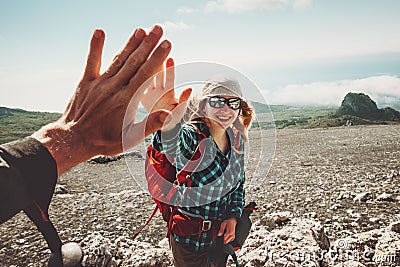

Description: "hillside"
0 107 61 144
251 93 400 129
0 104 336 143
1 96 399 144
251 102 338 129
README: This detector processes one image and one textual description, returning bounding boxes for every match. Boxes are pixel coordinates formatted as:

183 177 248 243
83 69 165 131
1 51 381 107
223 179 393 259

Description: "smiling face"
204 95 241 129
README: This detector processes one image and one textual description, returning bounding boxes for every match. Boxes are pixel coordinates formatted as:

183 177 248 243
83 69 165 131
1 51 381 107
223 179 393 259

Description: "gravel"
0 124 399 266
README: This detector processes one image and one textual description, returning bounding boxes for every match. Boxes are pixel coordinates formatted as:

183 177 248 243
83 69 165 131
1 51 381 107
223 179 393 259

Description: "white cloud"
177 6 197 14
204 0 312 13
161 21 192 31
265 75 400 106
293 0 312 9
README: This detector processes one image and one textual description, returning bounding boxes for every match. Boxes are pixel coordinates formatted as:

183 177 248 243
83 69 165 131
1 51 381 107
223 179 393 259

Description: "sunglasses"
208 96 242 110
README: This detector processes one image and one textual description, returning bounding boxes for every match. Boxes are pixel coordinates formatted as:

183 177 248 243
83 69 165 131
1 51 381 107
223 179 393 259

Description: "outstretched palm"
141 58 191 131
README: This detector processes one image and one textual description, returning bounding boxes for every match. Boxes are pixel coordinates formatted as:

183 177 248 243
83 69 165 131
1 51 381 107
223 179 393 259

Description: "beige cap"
201 77 243 98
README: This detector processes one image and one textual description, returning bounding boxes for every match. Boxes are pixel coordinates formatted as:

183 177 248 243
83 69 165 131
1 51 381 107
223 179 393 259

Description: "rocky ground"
0 125 399 266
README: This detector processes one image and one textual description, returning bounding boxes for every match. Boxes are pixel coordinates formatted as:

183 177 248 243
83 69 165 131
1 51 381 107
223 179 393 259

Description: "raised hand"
141 58 192 131
32 25 172 175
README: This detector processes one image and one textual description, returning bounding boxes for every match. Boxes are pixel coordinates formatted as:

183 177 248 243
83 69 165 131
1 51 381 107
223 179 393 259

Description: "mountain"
336 93 400 121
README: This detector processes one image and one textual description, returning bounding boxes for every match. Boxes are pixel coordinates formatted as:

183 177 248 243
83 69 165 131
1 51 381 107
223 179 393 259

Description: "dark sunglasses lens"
227 98 241 110
209 97 225 108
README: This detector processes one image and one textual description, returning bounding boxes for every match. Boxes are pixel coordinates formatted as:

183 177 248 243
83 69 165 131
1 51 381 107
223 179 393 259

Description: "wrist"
224 217 237 224
31 120 88 175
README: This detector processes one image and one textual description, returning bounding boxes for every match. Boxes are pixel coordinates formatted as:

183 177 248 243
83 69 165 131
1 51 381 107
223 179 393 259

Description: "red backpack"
132 124 256 267
132 124 207 239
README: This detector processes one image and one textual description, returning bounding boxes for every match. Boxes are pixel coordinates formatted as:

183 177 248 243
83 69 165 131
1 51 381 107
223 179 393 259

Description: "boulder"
80 233 172 267
331 223 400 266
235 218 331 266
353 192 370 203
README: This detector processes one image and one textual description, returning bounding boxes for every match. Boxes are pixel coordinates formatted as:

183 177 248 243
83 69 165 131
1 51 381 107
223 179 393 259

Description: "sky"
1 0 400 112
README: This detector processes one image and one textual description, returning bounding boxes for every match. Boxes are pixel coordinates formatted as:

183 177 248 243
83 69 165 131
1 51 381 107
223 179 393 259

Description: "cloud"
265 75 400 106
177 6 197 14
161 21 192 31
293 0 312 9
204 0 311 13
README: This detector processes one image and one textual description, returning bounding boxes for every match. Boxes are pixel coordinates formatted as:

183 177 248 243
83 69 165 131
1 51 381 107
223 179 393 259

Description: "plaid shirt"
152 122 245 251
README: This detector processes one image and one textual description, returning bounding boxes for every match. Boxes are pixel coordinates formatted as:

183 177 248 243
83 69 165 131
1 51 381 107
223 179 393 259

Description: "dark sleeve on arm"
0 137 58 223
227 175 245 219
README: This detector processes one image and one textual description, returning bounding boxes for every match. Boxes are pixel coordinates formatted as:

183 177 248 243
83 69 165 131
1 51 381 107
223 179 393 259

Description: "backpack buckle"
173 180 180 188
202 220 212 231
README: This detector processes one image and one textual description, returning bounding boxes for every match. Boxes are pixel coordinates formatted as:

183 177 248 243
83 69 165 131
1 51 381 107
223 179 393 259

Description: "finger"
178 88 192 104
104 28 146 78
224 234 234 244
126 39 171 104
155 64 165 90
165 58 175 91
82 29 105 81
218 223 226 236
122 109 171 149
113 25 164 86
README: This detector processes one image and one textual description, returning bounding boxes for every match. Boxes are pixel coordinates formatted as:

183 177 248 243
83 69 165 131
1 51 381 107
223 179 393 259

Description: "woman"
142 59 254 267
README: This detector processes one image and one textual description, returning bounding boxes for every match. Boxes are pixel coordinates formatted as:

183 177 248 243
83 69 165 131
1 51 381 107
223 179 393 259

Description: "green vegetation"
251 103 337 129
0 107 61 144
251 92 400 130
1 92 399 144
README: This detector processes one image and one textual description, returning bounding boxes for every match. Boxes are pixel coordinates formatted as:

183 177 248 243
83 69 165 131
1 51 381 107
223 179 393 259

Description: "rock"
122 248 172 267
336 92 400 121
80 232 172 267
376 193 396 202
369 217 380 223
54 184 68 195
235 218 332 266
334 260 366 267
81 233 117 267
157 237 169 249
88 151 143 164
123 150 143 158
353 192 370 203
331 223 400 266
62 242 83 267
390 221 400 234
330 204 343 210
387 170 399 178
373 229 400 265
270 211 292 224
337 93 380 119
89 155 124 164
